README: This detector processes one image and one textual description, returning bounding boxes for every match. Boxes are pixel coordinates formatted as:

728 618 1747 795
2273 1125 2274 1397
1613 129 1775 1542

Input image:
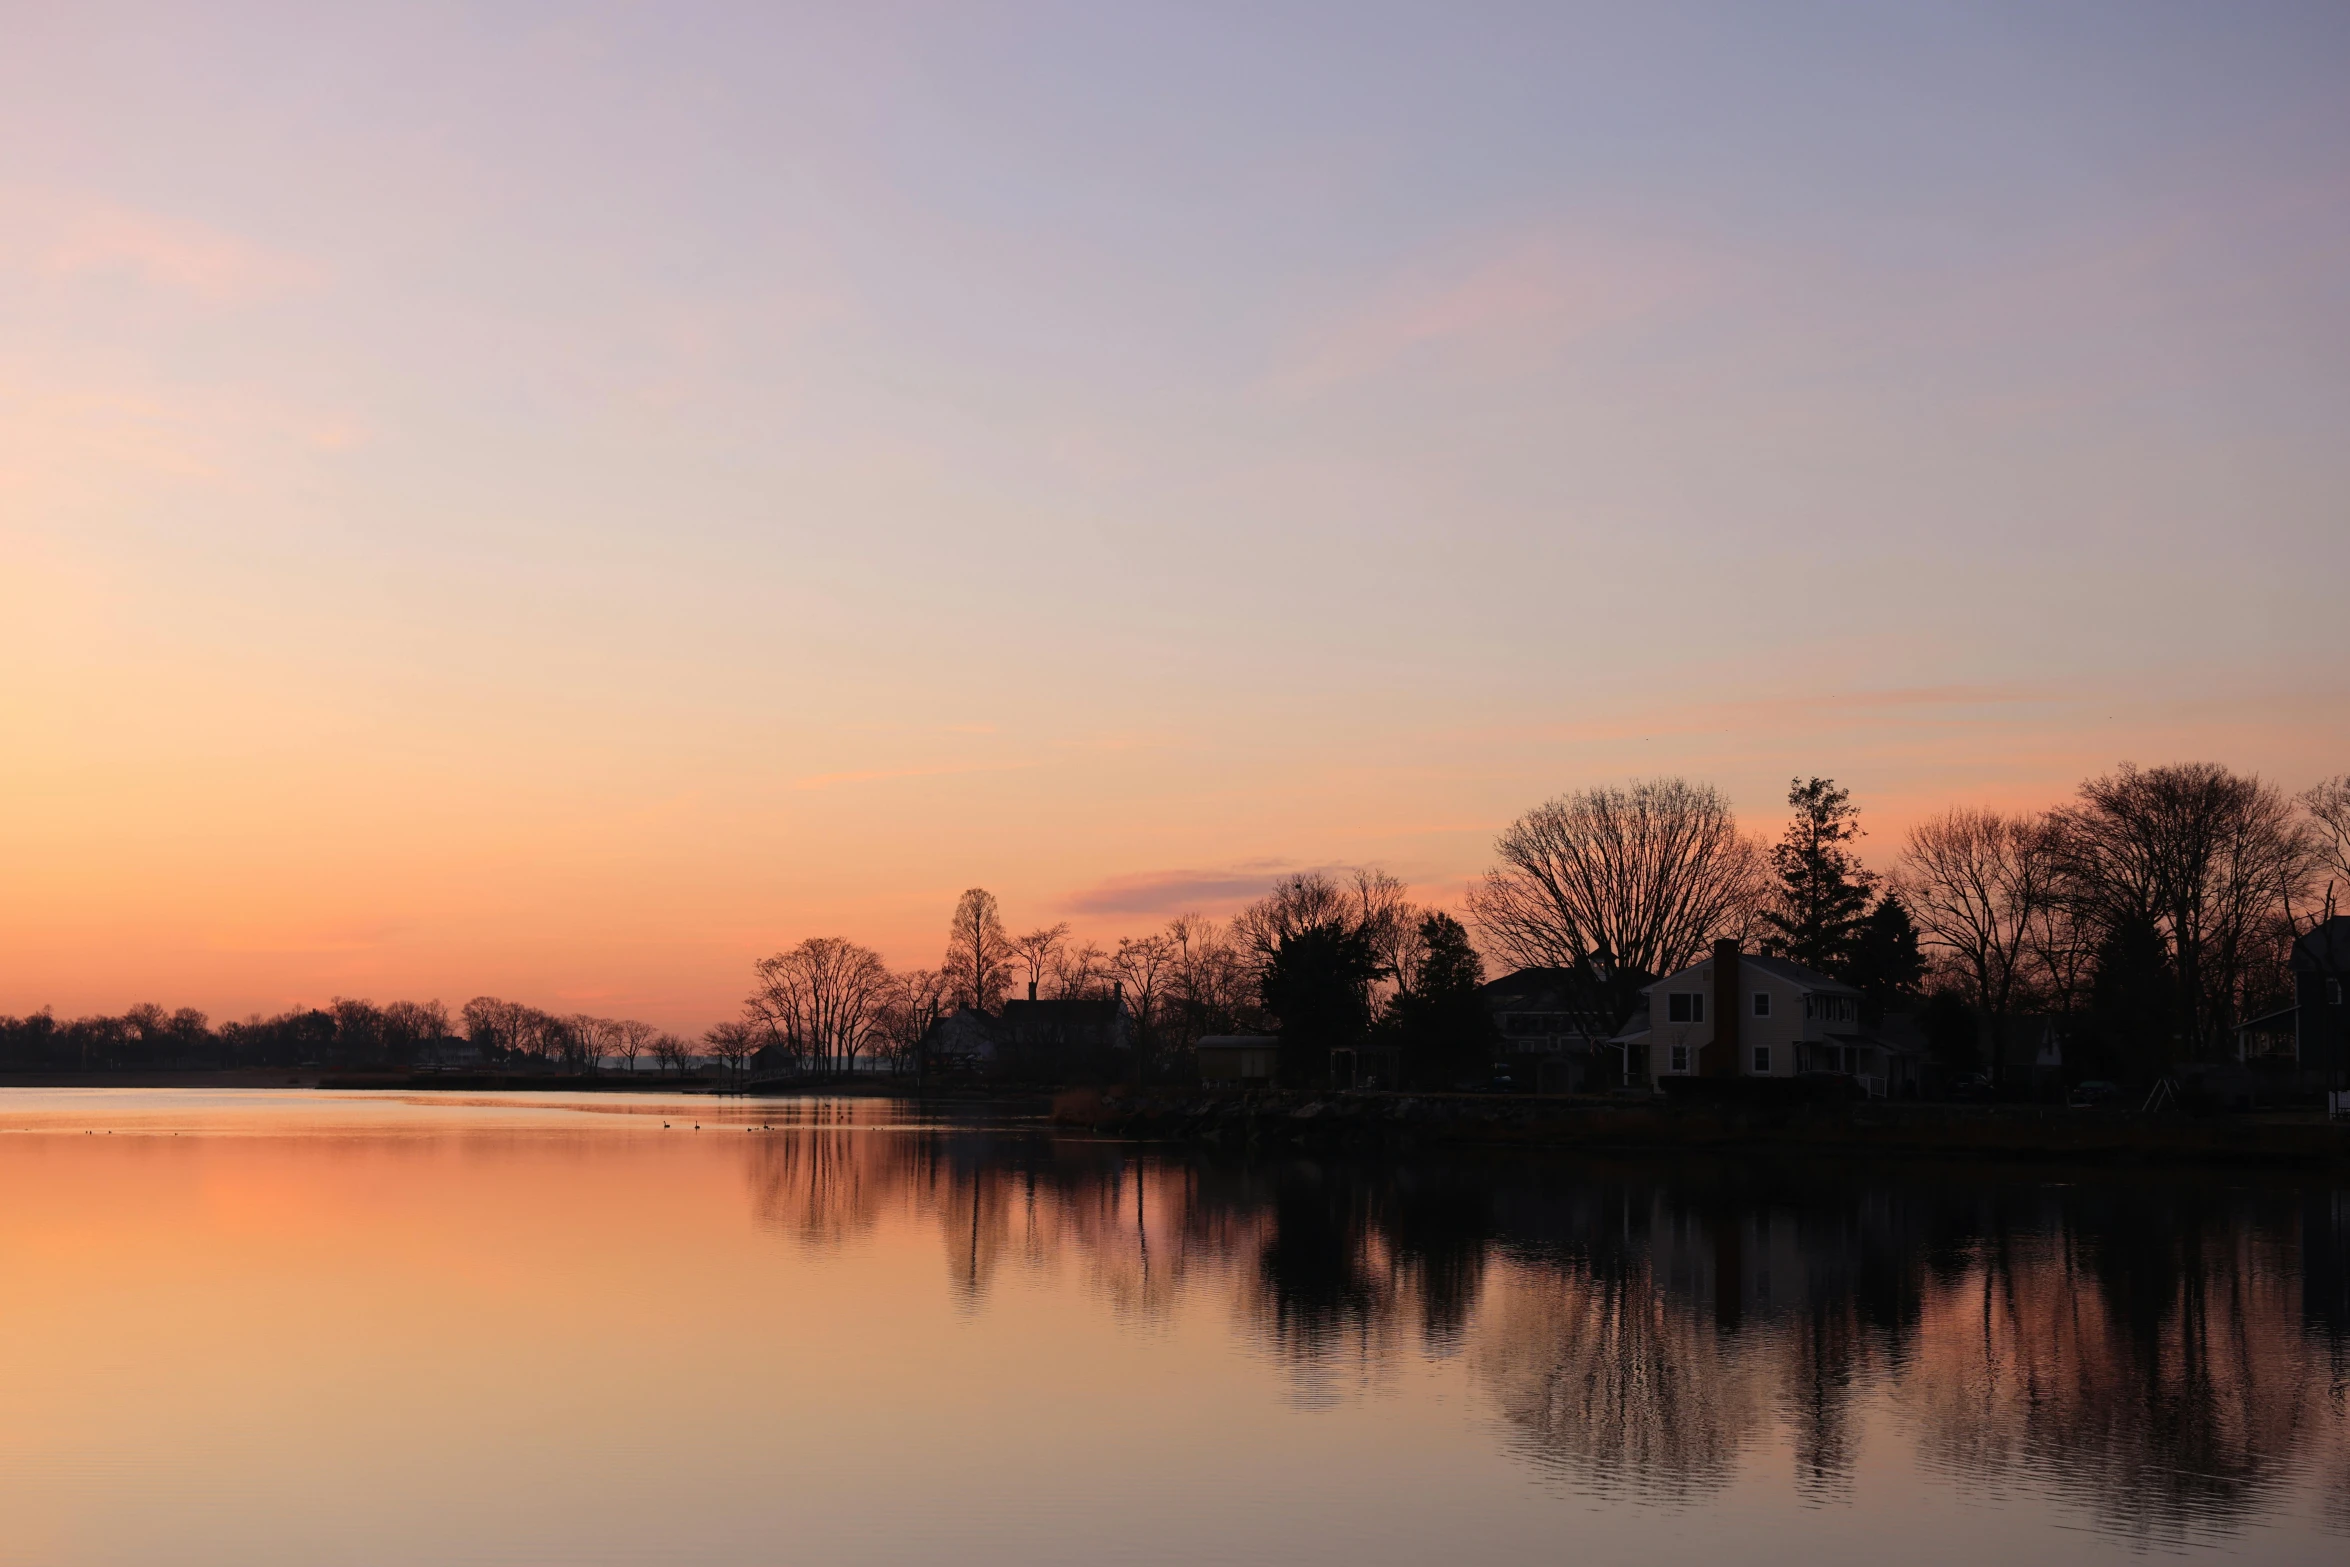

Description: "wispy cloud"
1269 227 1716 396
1062 864 1291 916
5 191 317 303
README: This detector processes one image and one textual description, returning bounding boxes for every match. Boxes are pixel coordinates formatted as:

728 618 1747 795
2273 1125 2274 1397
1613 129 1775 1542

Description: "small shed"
1196 1035 1279 1084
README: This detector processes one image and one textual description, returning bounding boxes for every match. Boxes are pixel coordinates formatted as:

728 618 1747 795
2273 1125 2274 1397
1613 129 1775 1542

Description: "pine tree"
1763 777 1877 975
1386 913 1493 1088
1844 892 1925 1005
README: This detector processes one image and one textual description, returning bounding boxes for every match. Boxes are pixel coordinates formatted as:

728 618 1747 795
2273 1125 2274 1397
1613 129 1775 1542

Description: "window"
1751 1045 1771 1074
1668 992 1704 1023
1670 1044 1689 1073
1752 992 1771 1018
2332 979 2344 1006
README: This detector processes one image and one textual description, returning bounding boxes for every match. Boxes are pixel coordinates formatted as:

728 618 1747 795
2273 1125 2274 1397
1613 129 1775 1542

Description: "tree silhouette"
1763 777 1876 974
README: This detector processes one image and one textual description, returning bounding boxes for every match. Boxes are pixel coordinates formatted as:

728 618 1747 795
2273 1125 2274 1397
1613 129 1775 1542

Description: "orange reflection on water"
0 1092 2343 1566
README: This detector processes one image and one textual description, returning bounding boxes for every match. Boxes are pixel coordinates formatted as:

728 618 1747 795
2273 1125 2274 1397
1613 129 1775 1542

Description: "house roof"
1644 950 1862 995
1827 1029 1925 1057
2236 1004 2299 1033
1478 967 1583 1007
1001 997 1122 1021
2293 916 2350 971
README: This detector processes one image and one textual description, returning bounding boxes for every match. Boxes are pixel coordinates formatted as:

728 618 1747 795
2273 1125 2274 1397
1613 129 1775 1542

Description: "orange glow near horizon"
4 5 2345 1029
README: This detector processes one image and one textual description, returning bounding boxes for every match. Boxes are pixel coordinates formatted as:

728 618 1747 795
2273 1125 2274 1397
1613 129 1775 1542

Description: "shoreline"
1053 1087 2350 1168
0 1070 1002 1100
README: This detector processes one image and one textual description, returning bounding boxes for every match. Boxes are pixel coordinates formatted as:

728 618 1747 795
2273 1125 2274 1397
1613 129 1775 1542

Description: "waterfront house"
996 992 1130 1080
1639 940 1921 1097
920 1006 1001 1071
2292 916 2350 1094
1196 1035 1279 1084
1479 968 1619 1091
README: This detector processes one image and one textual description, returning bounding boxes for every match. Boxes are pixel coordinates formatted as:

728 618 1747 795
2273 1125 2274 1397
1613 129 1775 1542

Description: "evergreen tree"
1763 777 1877 975
1844 893 1925 1006
2080 913 2174 1084
1260 921 1381 1086
1385 913 1495 1088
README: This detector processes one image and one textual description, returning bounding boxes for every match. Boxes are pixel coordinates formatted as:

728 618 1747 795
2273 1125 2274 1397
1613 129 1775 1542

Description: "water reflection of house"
722 1107 2350 1535
1633 941 1922 1097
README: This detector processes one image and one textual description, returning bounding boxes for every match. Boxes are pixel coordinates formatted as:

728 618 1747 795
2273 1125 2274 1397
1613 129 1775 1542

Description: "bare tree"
1898 809 2057 1086
462 996 544 1065
611 1017 658 1074
1049 940 1109 999
876 967 951 1076
1232 871 1356 959
1468 778 1766 1036
1166 913 1254 1045
383 999 450 1065
2023 901 2097 1019
2055 763 2314 1062
1350 868 1424 1000
1010 922 1071 1002
563 1014 614 1075
747 936 895 1076
944 888 1016 1011
2305 775 2350 921
704 1019 756 1083
651 1032 694 1075
1110 932 1177 1081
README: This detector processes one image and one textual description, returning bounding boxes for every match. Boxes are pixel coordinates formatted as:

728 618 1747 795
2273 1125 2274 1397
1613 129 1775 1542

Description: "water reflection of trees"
732 1117 2347 1537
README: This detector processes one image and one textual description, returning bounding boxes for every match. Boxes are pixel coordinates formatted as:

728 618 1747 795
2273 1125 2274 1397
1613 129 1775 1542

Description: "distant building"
1638 940 1922 1098
1196 1035 1279 1084
2001 1014 2069 1090
921 1007 1001 1071
415 1036 484 1070
1479 968 1620 1092
998 993 1128 1079
2235 1003 2300 1064
2293 916 2350 1093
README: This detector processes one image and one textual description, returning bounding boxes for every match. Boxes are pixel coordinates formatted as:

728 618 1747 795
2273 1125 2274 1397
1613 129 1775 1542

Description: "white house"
1634 941 1921 1098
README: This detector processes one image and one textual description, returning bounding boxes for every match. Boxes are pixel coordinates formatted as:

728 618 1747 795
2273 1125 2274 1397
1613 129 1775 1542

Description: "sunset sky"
5 2 2347 1029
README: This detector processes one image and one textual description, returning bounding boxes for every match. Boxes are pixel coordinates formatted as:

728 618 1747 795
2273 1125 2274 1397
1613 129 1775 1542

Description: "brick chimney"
1709 938 1741 1078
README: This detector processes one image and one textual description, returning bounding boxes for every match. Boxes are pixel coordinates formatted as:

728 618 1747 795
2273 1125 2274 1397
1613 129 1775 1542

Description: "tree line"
1471 764 2350 1088
724 759 2346 1091
7 759 2341 1088
0 994 701 1076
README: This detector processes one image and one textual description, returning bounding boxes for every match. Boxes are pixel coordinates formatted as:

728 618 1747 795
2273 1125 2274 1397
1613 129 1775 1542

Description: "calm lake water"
0 1090 2343 1566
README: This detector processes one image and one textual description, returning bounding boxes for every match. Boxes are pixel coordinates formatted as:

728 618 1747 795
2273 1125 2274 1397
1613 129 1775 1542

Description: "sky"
3 1 2347 1030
